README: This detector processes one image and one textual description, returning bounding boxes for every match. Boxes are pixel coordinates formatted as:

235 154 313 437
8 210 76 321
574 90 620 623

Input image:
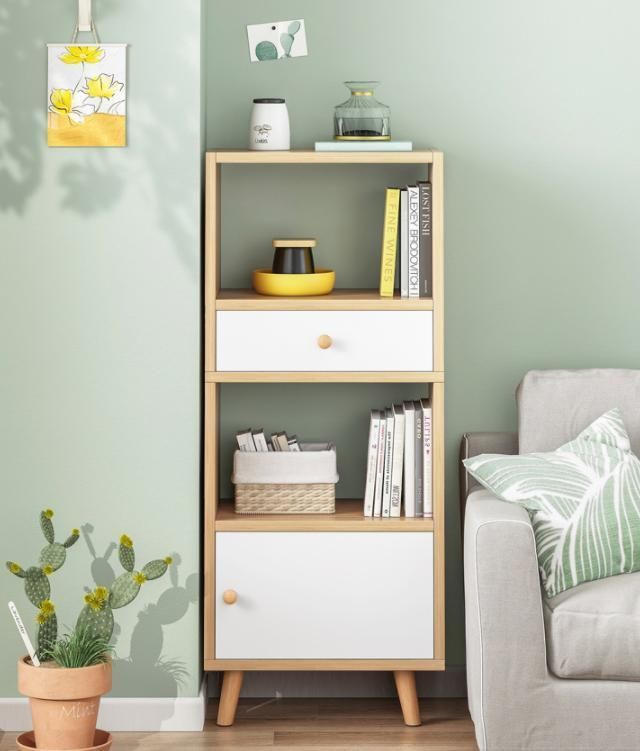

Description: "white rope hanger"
71 0 100 43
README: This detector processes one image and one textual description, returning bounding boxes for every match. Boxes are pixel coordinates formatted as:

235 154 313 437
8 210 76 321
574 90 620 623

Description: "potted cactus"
7 510 172 751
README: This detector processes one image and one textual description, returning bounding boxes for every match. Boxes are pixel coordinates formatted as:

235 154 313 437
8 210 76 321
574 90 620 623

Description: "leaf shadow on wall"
53 4 200 279
0 0 44 213
82 525 198 700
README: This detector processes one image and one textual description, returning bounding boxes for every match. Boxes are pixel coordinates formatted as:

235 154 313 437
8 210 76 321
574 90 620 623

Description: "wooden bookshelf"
204 149 445 729
215 500 435 532
216 289 434 311
215 149 435 164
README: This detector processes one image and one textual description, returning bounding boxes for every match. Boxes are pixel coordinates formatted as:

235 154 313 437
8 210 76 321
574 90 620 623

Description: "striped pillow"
464 409 640 597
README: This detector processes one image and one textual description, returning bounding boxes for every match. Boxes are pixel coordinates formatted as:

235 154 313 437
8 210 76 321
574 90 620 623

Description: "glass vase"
334 81 390 140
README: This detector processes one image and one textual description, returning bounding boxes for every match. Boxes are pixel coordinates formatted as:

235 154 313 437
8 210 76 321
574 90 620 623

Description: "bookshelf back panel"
218 383 430 500
219 165 429 290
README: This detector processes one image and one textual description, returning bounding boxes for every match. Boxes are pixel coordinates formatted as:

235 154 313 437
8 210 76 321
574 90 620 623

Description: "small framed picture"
247 19 308 62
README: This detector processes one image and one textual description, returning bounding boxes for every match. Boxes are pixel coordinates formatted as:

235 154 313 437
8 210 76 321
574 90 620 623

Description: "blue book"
315 141 413 152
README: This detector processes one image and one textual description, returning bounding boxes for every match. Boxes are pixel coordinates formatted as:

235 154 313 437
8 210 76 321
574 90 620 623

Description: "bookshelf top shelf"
215 500 435 532
210 150 436 165
216 289 434 311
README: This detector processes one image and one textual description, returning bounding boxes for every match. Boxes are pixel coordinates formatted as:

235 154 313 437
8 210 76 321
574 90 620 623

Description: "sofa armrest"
464 489 548 749
459 431 518 528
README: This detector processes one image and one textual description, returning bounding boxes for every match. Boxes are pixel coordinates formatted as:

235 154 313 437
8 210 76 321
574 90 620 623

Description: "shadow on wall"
0 0 199 278
0 0 43 213
82 525 198 698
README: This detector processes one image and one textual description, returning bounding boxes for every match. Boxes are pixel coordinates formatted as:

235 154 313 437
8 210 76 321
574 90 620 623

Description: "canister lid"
272 238 316 248
253 98 285 103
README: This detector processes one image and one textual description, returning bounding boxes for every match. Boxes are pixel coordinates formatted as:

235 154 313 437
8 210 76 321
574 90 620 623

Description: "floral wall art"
47 44 127 147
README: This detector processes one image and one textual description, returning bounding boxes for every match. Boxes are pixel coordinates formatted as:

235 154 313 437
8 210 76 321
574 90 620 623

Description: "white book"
363 410 382 517
381 408 395 518
252 429 269 452
276 432 290 452
399 189 408 298
390 404 405 518
288 436 301 452
421 398 433 517
414 400 424 517
236 429 256 452
270 434 281 451
407 185 420 298
373 415 386 518
403 402 416 517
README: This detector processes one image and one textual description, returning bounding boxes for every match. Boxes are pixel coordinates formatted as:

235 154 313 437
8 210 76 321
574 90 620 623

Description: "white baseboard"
0 679 206 732
208 667 467 699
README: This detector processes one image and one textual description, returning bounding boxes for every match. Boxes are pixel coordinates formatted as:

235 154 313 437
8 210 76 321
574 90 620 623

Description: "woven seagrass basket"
232 443 338 515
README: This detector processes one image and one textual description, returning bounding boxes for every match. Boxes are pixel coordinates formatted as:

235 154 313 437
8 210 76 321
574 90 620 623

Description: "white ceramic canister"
249 98 290 150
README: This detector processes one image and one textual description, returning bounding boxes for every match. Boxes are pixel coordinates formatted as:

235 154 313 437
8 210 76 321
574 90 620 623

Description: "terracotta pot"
18 656 112 750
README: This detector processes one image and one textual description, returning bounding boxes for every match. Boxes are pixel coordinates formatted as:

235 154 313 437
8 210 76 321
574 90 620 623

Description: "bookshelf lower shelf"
215 500 435 532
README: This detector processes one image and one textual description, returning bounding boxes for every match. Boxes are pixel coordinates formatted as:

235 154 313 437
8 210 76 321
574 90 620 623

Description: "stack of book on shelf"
363 400 432 518
236 428 301 452
379 182 432 298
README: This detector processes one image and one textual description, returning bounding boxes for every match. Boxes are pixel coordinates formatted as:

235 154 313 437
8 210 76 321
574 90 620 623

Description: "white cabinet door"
215 532 434 659
216 311 433 371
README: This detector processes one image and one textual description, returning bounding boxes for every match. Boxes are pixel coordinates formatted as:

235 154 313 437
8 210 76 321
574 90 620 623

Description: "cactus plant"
6 511 173 657
5 510 79 652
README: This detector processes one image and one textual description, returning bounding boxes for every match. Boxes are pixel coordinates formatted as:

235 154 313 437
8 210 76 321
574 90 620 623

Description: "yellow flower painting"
47 43 127 147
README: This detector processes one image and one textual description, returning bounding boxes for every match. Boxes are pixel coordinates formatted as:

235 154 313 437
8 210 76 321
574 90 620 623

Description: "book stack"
363 400 432 518
379 183 432 298
236 428 301 452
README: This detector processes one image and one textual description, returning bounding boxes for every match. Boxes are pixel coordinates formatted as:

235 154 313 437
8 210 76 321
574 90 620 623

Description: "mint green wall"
207 0 640 670
0 0 201 697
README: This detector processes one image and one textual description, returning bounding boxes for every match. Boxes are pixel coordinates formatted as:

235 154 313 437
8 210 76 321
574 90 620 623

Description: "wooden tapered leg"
217 670 244 726
393 670 422 726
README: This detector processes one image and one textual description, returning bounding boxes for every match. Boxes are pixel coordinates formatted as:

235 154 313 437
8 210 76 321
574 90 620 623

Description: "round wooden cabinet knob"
317 334 333 350
222 589 238 605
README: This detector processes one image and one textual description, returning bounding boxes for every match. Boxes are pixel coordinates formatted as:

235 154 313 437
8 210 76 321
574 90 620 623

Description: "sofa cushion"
463 409 640 597
544 571 640 680
518 369 640 456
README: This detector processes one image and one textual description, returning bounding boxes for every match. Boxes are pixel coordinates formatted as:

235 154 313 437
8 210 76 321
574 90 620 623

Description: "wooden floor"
0 698 477 750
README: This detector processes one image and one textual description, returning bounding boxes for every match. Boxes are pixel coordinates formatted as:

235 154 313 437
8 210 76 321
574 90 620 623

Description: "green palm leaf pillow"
464 409 640 597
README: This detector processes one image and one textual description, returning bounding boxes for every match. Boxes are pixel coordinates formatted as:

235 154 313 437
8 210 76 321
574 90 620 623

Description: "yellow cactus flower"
44 509 54 518
59 46 104 65
42 565 54 576
36 600 55 623
164 556 173 565
133 572 147 585
94 586 109 602
71 528 80 536
83 73 124 100
84 593 93 605
120 534 133 548
8 562 21 574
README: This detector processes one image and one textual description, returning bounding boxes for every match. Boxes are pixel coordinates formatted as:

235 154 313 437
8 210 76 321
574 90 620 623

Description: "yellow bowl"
252 269 336 297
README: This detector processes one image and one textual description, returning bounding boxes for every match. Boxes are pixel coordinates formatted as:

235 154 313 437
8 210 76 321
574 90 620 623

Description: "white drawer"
215 532 434 659
216 311 433 371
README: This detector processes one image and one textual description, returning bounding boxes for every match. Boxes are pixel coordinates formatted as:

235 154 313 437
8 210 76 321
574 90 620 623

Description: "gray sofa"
462 369 640 751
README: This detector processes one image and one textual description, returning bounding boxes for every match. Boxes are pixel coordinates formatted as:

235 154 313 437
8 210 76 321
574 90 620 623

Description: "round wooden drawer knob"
222 589 238 605
317 334 333 350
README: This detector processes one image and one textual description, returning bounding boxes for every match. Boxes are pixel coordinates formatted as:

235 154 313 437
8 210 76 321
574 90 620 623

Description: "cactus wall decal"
6 510 172 656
